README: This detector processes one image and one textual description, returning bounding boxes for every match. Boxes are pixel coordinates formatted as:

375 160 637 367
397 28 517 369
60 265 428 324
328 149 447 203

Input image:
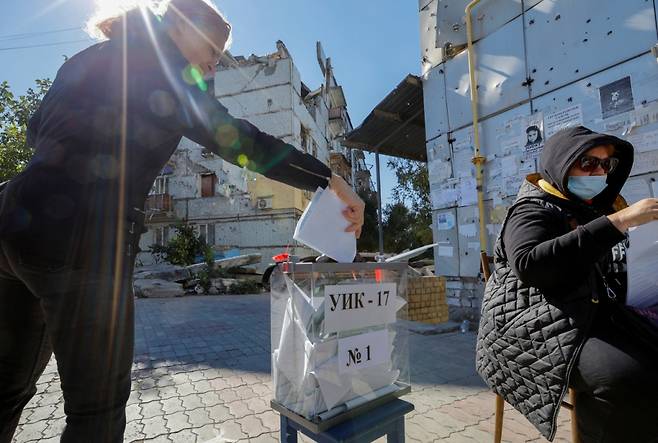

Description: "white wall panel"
427 134 452 187
433 208 460 277
445 16 528 131
422 63 450 139
216 59 292 96
526 0 656 97
531 54 658 177
420 0 443 74
435 0 523 49
479 103 534 199
457 205 481 277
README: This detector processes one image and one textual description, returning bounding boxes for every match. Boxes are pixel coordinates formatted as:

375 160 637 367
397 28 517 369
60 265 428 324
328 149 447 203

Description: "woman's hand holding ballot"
329 173 365 239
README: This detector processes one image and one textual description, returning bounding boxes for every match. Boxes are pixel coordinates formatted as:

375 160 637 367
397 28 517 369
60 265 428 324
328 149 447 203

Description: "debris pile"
133 254 262 298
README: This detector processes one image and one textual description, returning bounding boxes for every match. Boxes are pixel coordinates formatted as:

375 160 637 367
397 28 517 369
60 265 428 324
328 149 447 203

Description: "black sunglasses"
577 155 620 173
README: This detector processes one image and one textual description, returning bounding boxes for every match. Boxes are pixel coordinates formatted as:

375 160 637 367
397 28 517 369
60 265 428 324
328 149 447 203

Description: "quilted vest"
476 181 600 441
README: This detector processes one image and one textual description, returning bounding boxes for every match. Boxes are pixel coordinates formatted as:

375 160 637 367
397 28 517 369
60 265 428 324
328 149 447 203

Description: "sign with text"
324 283 398 333
338 329 389 374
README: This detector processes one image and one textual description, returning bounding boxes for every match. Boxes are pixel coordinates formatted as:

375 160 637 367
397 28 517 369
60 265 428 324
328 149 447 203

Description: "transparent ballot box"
270 262 410 432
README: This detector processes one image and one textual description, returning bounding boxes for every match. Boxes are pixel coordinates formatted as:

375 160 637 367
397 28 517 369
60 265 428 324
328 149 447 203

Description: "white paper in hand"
293 187 356 263
627 221 658 308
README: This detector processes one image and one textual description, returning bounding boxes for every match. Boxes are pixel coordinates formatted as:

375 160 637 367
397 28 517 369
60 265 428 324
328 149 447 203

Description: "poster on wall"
523 113 544 160
544 104 583 139
599 76 635 120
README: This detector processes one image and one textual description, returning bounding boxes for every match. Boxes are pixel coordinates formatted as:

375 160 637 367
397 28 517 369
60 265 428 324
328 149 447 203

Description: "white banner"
324 283 398 333
338 329 390 374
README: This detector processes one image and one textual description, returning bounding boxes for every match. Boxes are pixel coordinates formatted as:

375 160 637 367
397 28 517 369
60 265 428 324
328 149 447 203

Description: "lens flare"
182 65 208 91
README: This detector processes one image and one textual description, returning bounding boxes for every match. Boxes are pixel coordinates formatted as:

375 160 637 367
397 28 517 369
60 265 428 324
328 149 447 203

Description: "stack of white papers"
293 187 356 263
627 221 658 308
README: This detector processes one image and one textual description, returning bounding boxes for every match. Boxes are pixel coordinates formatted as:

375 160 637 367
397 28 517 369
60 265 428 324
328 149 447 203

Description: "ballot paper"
293 187 356 263
627 221 658 308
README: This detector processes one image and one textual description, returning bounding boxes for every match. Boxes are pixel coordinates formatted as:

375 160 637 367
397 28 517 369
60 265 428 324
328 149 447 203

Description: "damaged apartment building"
137 41 370 270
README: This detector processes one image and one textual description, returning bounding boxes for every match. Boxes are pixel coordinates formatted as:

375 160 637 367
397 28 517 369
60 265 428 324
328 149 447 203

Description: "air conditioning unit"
257 198 272 210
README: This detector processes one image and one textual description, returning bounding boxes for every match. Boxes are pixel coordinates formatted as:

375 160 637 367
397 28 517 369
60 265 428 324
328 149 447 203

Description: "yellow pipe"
465 0 489 255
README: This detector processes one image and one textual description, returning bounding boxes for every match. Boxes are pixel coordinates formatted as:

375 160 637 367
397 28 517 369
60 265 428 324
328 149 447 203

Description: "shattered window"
149 176 168 195
198 224 216 246
301 126 310 153
154 226 169 246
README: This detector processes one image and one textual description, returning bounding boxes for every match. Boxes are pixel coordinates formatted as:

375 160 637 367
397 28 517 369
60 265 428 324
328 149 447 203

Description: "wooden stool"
279 398 414 443
480 252 579 443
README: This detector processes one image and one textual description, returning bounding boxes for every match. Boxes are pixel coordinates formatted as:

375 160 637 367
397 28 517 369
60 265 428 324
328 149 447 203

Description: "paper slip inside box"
293 187 356 263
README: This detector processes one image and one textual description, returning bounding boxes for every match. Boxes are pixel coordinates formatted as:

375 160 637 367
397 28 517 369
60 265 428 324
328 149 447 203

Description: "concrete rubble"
133 253 263 298
133 278 184 298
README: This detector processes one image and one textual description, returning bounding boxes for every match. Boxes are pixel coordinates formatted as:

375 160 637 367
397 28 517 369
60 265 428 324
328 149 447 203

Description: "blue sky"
0 0 422 204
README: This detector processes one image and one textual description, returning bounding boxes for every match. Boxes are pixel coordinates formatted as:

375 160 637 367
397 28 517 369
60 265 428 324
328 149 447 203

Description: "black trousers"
0 226 137 443
571 312 658 443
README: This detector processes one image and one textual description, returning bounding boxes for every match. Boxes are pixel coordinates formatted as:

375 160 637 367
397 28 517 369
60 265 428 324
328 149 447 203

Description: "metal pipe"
375 150 384 258
351 148 357 191
465 0 489 255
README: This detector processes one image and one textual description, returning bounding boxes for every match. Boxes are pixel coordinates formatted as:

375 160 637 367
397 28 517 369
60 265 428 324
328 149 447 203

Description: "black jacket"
0 12 331 268
476 126 633 440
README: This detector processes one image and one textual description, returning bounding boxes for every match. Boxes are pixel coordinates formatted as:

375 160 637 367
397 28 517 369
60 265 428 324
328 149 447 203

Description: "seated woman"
476 126 658 442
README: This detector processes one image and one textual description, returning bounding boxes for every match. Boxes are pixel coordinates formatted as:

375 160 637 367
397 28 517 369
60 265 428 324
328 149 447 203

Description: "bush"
148 224 206 267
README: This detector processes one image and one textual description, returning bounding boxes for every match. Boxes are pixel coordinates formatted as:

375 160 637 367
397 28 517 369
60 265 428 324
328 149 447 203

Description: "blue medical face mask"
567 175 608 200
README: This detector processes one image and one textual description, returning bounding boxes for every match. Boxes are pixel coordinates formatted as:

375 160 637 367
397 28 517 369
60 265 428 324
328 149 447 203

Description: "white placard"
324 283 398 333
467 241 481 250
501 155 518 177
459 223 477 238
338 329 390 374
436 212 455 231
437 245 454 257
631 150 658 176
544 104 583 139
626 129 658 153
633 100 658 127
458 177 478 206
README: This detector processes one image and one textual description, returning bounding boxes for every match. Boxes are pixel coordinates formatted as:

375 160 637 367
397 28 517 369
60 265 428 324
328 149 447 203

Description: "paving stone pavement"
12 295 574 443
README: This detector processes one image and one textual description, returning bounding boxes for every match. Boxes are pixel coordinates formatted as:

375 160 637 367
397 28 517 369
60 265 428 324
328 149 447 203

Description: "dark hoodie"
476 127 636 440
503 126 633 299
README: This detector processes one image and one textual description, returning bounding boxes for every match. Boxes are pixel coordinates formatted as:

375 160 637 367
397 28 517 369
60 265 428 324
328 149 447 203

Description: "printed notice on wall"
458 177 478 207
436 212 455 231
324 283 400 333
437 245 454 257
338 329 390 374
600 76 635 120
545 104 583 139
626 129 658 153
523 113 545 160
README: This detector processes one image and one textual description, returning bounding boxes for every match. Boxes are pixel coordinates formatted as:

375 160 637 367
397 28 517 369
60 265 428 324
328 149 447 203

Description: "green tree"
387 158 433 247
356 187 380 252
149 224 206 266
0 79 52 182
383 202 419 253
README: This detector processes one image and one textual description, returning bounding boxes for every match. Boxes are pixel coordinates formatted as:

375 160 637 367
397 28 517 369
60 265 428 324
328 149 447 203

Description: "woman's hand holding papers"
608 198 658 232
329 174 365 239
